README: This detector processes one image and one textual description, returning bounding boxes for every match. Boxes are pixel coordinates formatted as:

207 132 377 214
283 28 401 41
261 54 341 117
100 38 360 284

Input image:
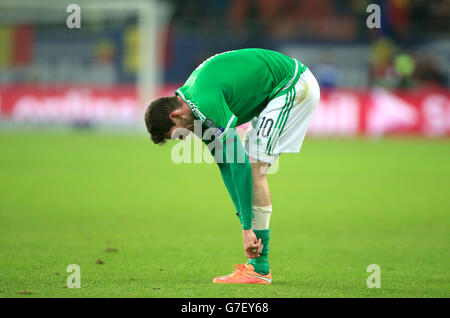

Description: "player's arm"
217 156 242 220
206 129 262 259
211 128 253 230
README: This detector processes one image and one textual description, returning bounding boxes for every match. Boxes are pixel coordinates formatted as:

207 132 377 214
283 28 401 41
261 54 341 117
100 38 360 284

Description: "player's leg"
244 67 320 276
212 157 274 284
251 159 271 206
247 158 272 276
241 92 294 277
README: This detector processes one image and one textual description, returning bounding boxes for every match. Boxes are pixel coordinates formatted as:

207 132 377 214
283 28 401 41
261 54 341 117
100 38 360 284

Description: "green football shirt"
175 48 306 139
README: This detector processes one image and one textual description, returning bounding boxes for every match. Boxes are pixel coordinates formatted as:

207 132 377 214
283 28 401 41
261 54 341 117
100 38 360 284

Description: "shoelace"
231 264 248 277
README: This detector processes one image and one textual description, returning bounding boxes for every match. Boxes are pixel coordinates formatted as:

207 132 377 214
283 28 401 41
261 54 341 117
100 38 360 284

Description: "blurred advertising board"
0 84 449 136
310 88 450 137
0 85 137 126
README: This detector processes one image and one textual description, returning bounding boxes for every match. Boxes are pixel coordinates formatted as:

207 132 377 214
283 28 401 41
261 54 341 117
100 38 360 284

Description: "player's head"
144 95 194 144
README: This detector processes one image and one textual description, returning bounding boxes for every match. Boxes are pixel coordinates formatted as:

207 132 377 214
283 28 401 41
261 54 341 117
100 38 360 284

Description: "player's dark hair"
144 96 182 144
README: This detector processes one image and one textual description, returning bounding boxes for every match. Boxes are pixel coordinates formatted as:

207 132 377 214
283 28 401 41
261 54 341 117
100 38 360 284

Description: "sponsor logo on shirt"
216 126 225 135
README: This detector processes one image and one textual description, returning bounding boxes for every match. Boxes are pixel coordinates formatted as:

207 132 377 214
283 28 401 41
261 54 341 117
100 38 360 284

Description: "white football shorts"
244 66 320 165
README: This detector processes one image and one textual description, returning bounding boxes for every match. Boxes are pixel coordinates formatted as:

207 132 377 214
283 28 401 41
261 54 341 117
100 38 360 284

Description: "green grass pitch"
0 130 449 297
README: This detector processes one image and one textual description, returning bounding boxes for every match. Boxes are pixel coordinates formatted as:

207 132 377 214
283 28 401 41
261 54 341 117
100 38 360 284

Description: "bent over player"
145 49 320 284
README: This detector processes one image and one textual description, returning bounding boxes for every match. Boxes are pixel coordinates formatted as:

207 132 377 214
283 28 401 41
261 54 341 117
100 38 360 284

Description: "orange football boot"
212 264 272 284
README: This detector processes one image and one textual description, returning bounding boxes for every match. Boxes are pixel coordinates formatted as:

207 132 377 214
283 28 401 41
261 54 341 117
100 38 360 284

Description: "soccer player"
145 49 320 284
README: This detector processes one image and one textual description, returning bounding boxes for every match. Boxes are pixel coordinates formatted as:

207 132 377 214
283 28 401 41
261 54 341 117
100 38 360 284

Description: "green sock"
248 229 270 275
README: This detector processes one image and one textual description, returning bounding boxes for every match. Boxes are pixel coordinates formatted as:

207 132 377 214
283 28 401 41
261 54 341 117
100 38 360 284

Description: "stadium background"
0 0 449 297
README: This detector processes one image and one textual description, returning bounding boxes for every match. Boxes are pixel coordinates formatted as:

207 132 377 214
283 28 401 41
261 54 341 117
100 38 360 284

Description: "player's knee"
251 161 270 179
251 169 269 192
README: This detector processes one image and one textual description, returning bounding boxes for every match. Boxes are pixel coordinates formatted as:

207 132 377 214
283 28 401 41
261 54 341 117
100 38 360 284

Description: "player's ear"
169 109 182 119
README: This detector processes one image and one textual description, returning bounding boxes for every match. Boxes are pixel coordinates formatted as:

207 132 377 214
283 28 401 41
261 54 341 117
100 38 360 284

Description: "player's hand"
242 229 263 259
